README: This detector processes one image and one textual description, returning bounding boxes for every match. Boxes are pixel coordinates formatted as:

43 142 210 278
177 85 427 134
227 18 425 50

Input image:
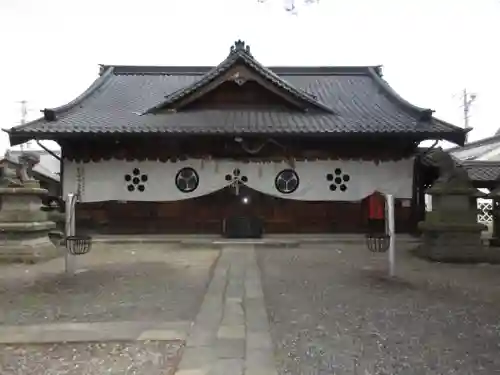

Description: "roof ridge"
46 66 115 115
367 67 433 118
236 49 335 112
143 40 335 115
102 64 377 76
368 67 466 136
7 149 60 154
447 134 500 153
462 160 500 165
7 67 114 133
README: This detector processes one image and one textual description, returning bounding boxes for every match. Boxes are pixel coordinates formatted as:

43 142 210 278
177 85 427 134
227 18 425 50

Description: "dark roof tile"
144 40 336 114
448 134 500 161
8 41 466 146
421 149 500 182
462 161 500 182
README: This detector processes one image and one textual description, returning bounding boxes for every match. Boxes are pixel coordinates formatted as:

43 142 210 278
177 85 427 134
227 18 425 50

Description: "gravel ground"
0 244 219 325
257 243 500 375
0 341 183 375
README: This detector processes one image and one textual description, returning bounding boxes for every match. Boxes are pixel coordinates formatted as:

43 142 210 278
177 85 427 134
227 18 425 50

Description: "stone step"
91 234 423 246
0 321 190 344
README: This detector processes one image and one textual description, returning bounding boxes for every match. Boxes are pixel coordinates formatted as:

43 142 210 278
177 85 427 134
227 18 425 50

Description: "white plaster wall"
63 158 414 203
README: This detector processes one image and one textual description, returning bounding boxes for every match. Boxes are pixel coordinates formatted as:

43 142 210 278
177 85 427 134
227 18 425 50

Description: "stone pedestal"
416 223 494 262
488 190 500 247
416 182 500 263
0 182 59 263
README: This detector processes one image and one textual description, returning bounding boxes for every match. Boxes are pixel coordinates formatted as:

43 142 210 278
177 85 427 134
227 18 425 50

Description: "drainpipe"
35 140 61 161
35 139 63 199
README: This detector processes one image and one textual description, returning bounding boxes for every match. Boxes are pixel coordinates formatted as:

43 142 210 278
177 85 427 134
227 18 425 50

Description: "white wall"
63 158 414 203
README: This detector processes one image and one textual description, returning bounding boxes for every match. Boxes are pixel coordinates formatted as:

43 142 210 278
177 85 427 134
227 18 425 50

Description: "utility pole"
17 100 32 151
461 88 477 143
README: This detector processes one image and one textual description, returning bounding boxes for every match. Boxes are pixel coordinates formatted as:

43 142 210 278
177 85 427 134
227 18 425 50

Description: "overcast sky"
0 0 499 152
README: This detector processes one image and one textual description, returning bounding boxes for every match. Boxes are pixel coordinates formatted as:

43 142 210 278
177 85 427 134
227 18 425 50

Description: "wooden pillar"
492 198 500 239
410 156 425 234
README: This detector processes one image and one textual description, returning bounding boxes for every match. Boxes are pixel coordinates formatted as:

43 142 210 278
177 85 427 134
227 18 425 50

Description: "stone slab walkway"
176 245 278 375
0 321 189 344
91 234 424 245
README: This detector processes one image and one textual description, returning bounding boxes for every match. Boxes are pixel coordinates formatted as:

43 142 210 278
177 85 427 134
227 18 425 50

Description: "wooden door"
223 185 265 237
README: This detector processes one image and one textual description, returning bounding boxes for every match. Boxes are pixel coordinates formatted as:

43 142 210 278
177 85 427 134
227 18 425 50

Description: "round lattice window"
275 169 300 194
175 167 199 193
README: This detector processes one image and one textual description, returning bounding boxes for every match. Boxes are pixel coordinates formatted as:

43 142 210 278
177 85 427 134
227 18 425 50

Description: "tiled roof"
145 40 335 114
421 148 500 182
462 161 500 182
448 134 500 161
7 41 466 146
3 149 60 182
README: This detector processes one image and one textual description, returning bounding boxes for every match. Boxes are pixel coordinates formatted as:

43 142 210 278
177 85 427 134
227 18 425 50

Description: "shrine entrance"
223 184 265 238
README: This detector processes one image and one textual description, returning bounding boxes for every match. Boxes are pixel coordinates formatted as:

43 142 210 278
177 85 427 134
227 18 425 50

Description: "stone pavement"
0 244 278 374
176 245 278 375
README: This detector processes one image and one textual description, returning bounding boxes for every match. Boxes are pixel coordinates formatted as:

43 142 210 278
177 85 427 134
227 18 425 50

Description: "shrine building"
6 40 466 236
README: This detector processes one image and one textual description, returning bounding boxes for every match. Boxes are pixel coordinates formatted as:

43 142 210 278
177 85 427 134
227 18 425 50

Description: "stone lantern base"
0 185 59 263
416 185 500 264
415 222 500 263
0 221 60 263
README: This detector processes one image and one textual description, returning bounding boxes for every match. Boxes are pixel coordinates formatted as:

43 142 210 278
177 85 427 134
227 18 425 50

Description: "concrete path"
176 245 277 375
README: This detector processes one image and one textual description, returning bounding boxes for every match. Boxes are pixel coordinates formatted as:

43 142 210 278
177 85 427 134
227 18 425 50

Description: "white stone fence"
477 198 493 235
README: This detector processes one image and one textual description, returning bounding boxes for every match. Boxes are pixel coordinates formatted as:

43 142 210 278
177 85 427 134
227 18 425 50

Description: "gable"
144 40 335 115
165 74 307 111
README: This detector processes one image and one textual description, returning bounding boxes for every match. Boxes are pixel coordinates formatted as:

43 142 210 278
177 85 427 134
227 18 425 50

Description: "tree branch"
257 0 319 13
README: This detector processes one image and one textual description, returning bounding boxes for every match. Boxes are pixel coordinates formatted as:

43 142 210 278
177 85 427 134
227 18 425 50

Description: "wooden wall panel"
75 187 412 235
184 81 298 110
61 136 418 163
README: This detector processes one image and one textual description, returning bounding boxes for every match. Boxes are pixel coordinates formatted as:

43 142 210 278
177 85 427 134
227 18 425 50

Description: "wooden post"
64 193 77 275
386 194 396 277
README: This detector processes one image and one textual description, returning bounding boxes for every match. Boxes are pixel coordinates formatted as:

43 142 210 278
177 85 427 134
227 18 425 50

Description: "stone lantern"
0 152 58 262
416 149 499 263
